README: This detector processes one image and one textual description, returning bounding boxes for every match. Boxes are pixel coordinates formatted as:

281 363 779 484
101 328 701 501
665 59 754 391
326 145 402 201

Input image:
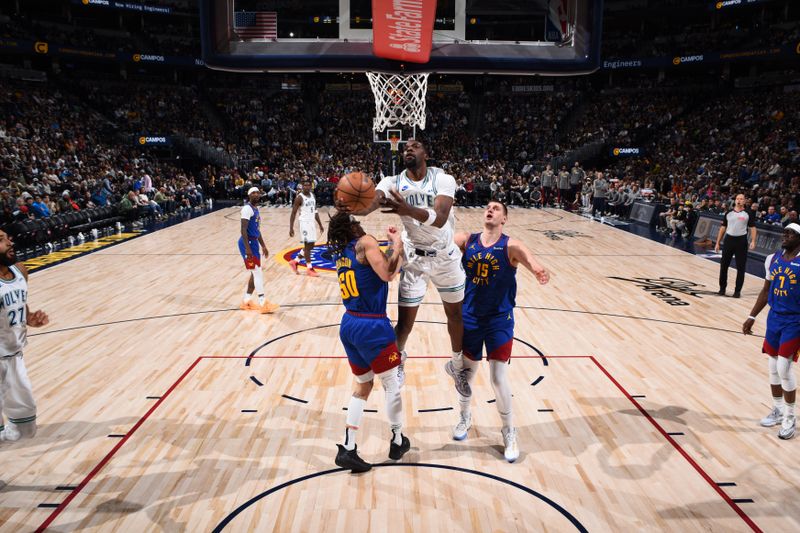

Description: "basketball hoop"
389 136 401 153
366 72 429 132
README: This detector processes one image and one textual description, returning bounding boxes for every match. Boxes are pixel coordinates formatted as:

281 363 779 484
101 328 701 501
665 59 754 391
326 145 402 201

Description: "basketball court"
0 206 794 531
0 0 796 531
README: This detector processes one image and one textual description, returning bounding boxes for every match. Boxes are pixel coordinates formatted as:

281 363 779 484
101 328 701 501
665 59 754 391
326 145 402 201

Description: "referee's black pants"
719 234 748 294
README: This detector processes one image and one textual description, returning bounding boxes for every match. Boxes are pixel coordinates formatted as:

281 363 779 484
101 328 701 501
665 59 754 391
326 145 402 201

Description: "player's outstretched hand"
534 268 550 285
334 198 352 213
380 188 411 216
742 317 755 335
27 310 49 327
386 225 401 244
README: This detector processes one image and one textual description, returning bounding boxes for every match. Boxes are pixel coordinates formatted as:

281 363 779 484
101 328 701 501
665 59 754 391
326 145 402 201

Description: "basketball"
336 171 375 211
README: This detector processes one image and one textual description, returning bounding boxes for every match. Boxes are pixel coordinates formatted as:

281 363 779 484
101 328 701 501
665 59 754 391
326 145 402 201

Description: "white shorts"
398 244 466 307
0 354 36 427
299 219 317 244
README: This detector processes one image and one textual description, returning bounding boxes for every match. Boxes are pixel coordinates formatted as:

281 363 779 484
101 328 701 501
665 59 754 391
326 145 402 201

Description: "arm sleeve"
764 254 775 280
436 172 457 198
241 205 254 220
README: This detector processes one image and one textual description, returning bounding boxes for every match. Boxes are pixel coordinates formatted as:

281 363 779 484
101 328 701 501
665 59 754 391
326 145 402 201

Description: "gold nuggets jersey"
0 265 28 355
298 192 316 222
376 167 457 250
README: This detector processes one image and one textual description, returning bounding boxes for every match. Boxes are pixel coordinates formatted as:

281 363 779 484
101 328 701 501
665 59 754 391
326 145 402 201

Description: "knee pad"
489 360 511 390
354 370 375 384
378 369 399 394
769 356 781 386
777 357 797 392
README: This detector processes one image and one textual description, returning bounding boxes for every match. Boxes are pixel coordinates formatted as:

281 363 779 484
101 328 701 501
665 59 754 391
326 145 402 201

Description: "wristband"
747 315 756 320
424 209 437 225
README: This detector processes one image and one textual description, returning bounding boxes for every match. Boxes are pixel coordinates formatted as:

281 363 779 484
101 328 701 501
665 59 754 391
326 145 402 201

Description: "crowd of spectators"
0 80 208 231
1 69 798 254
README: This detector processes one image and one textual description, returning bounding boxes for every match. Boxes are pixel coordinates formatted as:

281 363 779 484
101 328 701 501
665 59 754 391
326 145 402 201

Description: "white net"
366 72 430 132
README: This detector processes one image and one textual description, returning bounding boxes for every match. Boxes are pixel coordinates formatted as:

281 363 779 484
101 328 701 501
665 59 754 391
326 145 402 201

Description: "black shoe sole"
389 436 411 460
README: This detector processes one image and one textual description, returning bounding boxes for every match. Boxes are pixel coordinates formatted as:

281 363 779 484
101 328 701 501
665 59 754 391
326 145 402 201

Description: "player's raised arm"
508 238 550 285
383 225 404 278
362 232 403 282
454 231 470 253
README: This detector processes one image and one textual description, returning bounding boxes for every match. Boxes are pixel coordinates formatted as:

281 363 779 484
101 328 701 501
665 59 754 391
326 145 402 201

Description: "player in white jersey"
0 229 49 442
289 179 324 277
351 138 471 396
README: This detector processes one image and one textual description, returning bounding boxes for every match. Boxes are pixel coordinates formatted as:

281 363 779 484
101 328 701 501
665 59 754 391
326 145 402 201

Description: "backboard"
200 0 602 75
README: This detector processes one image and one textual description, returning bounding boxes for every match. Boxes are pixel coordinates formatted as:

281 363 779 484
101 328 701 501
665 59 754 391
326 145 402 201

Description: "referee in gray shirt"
715 193 757 297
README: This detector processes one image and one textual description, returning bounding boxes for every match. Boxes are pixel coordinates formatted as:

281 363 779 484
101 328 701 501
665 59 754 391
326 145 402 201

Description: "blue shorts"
763 312 800 361
238 237 260 268
463 311 514 362
339 312 400 378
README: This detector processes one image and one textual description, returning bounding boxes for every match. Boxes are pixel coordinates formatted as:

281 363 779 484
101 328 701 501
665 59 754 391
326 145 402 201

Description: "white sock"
452 350 464 371
243 291 253 302
252 267 265 303
774 396 785 410
490 360 513 429
344 396 366 451
391 425 402 445
379 369 403 443
458 357 480 415
785 401 796 418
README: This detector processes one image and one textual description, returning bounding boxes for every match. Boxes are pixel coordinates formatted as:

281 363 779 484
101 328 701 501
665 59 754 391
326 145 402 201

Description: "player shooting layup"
353 139 471 396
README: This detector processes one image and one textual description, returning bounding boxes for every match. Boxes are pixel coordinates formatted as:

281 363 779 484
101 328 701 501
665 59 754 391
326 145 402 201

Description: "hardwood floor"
0 206 789 532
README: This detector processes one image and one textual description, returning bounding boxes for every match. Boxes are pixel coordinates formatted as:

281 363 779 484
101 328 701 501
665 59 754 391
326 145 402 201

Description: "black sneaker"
717 289 725 296
335 444 372 473
732 292 741 298
388 435 411 460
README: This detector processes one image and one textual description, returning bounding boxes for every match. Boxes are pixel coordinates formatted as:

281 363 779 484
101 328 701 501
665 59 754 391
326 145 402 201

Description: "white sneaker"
452 412 472 441
779 415 796 440
0 424 20 441
502 427 519 463
444 360 472 397
397 351 407 389
760 406 783 427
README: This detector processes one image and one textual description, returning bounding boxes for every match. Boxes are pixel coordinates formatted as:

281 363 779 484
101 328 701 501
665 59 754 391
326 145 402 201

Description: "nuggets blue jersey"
463 233 516 317
335 238 388 315
767 251 800 315
245 204 261 238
